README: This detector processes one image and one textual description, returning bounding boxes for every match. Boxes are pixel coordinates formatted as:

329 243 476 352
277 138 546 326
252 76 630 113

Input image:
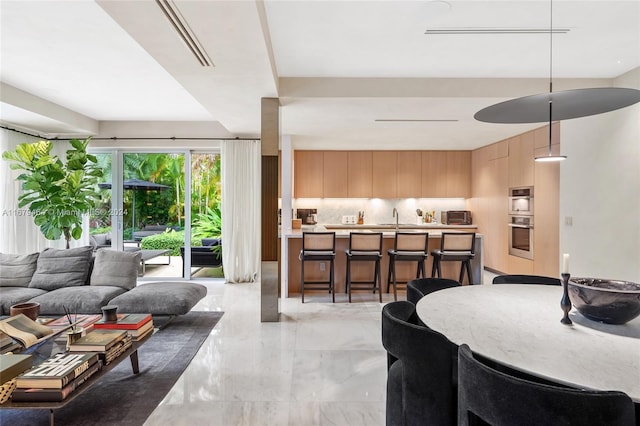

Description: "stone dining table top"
416 284 640 402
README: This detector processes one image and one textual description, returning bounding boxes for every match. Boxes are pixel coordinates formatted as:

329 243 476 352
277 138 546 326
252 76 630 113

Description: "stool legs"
347 256 382 303
301 258 335 303
301 258 306 303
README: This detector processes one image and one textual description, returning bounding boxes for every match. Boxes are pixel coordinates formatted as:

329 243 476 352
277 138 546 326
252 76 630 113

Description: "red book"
92 314 152 330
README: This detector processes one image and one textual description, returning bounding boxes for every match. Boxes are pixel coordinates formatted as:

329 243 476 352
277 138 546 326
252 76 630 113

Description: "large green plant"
192 205 222 254
2 138 104 248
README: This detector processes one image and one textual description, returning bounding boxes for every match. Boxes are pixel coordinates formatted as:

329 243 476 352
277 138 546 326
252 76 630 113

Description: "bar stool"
299 232 336 303
386 232 429 301
345 232 383 303
431 232 476 284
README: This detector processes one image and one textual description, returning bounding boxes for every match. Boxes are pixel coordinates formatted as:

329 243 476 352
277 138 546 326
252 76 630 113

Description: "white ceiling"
1 0 638 150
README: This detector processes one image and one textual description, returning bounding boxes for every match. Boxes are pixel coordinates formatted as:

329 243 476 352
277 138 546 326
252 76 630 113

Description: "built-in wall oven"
509 215 534 260
509 186 534 216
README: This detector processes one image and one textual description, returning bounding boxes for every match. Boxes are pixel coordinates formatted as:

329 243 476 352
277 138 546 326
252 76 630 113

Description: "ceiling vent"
375 119 459 122
155 0 213 67
425 28 570 35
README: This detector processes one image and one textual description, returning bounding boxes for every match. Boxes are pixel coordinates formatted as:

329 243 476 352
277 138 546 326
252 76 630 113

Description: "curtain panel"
220 139 261 283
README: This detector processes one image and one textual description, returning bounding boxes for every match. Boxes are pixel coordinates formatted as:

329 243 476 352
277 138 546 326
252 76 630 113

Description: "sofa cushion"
0 287 48 315
108 282 207 315
0 252 39 287
28 286 128 315
90 249 141 290
29 246 93 290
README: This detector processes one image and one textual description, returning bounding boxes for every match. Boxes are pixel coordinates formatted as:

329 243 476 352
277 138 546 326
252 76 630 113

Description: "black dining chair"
457 344 636 426
382 301 457 426
492 274 561 286
406 277 461 305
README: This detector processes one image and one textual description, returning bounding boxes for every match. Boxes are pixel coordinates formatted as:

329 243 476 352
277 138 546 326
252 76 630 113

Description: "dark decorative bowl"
10 302 41 321
568 278 640 325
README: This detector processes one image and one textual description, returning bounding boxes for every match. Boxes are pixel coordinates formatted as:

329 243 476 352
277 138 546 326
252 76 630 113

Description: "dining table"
415 284 640 402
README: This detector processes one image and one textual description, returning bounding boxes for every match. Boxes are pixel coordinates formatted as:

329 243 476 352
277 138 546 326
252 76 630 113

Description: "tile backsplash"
293 198 468 225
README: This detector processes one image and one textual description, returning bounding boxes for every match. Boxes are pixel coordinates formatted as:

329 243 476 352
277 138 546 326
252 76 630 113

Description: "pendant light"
474 0 640 125
535 0 566 162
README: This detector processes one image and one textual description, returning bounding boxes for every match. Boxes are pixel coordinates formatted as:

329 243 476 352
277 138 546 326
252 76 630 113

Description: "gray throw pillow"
90 249 141 290
29 246 93 290
0 252 39 287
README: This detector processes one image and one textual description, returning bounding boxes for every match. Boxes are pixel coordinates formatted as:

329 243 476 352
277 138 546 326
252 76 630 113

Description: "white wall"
560 68 640 282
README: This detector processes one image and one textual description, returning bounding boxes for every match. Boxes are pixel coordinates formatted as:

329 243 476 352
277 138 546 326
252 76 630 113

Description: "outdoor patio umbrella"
98 179 170 236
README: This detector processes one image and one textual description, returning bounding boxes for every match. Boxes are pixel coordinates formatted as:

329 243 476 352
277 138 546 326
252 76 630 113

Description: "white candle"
562 253 570 274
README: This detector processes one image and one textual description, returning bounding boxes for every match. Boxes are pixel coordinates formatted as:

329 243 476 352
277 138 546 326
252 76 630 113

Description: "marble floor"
143 272 497 426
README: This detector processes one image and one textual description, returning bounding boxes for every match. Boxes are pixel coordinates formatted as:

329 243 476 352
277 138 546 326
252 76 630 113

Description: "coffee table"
0 330 152 426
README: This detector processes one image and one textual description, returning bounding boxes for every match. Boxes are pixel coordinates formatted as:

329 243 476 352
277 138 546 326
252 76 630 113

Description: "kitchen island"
282 224 483 298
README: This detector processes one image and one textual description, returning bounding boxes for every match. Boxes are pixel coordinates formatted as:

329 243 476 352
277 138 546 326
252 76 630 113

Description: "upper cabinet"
294 149 470 199
508 132 534 188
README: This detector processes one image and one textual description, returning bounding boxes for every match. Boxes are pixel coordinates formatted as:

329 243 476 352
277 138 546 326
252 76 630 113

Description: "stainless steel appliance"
297 209 317 225
441 211 472 225
509 186 534 216
509 215 534 259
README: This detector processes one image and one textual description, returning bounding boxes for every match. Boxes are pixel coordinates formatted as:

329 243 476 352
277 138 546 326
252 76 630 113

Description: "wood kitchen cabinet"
294 150 323 198
534 122 561 158
323 151 348 197
446 151 471 198
508 133 535 188
421 151 447 197
397 151 422 198
372 151 397 198
348 151 373 198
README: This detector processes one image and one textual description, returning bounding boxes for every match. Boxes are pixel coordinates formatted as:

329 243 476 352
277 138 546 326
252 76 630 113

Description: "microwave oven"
441 211 472 225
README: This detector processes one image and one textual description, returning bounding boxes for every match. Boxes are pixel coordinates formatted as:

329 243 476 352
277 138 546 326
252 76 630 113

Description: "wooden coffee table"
0 331 152 426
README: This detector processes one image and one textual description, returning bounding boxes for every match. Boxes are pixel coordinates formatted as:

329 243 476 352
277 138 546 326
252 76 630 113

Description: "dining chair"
430 232 476 284
382 301 457 426
386 232 429 301
299 232 336 303
457 344 636 426
492 274 561 286
406 277 461 305
344 232 383 303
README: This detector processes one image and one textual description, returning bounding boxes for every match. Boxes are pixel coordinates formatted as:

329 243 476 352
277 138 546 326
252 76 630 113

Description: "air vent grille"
425 28 570 35
375 119 459 122
156 0 213 67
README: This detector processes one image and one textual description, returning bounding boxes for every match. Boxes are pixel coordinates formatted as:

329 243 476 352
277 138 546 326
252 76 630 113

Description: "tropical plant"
192 205 222 254
2 138 104 248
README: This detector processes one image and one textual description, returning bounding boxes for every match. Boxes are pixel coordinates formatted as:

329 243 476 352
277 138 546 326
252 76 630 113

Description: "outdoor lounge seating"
180 238 222 269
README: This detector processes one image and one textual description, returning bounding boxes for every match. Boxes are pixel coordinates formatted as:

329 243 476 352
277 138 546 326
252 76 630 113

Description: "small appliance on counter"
296 209 317 225
441 210 472 225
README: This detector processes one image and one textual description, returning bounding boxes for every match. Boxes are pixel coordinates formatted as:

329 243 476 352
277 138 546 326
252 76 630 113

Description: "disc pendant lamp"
474 0 640 134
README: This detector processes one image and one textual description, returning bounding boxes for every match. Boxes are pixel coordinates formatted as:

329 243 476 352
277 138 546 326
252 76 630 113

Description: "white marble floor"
143 272 497 426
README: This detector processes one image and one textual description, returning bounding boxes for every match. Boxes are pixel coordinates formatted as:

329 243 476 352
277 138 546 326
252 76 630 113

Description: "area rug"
1 311 224 426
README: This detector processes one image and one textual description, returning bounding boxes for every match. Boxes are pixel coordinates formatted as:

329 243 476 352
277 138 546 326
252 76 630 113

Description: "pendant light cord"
548 0 553 155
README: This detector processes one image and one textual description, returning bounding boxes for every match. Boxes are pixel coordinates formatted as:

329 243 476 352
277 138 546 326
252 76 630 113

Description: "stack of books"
92 313 154 341
67 329 132 365
0 331 21 354
45 314 103 334
12 352 102 402
0 314 54 350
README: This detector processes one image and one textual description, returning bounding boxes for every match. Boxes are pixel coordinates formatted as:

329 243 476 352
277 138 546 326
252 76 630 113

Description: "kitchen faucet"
393 207 399 232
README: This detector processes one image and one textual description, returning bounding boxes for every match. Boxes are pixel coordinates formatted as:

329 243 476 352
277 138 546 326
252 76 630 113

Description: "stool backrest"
394 232 429 253
440 232 475 253
349 232 383 253
302 232 335 252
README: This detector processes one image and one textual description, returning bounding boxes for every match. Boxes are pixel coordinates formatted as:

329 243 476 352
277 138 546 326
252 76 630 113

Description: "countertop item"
416 284 640 402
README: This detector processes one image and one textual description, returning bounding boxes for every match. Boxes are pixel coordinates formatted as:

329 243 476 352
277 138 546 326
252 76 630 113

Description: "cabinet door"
421 151 447 197
294 151 323 198
348 151 373 198
372 151 397 198
323 152 348 198
508 133 534 188
446 151 471 197
397 151 422 198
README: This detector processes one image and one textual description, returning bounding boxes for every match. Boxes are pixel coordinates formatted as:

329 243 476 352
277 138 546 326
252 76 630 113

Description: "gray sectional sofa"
0 246 207 317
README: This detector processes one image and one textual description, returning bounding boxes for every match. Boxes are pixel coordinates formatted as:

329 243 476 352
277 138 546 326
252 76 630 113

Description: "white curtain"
1 129 89 254
220 139 261 283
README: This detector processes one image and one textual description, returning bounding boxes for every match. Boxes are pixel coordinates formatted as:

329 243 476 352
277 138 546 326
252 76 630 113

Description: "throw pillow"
29 246 93 290
0 252 39 287
90 249 141 290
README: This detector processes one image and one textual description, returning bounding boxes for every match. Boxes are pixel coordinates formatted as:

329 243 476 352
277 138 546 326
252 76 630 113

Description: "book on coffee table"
0 314 54 349
0 354 33 383
46 314 102 333
68 329 128 352
11 359 103 402
93 313 152 330
16 352 99 389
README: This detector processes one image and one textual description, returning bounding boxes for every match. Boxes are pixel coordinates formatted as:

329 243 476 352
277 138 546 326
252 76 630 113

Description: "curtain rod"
0 125 259 141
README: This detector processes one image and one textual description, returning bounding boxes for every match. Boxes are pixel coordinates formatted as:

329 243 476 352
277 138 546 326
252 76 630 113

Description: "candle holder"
560 273 573 325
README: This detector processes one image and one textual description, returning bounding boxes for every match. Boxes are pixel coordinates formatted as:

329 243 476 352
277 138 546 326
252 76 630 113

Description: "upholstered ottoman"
108 281 207 316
